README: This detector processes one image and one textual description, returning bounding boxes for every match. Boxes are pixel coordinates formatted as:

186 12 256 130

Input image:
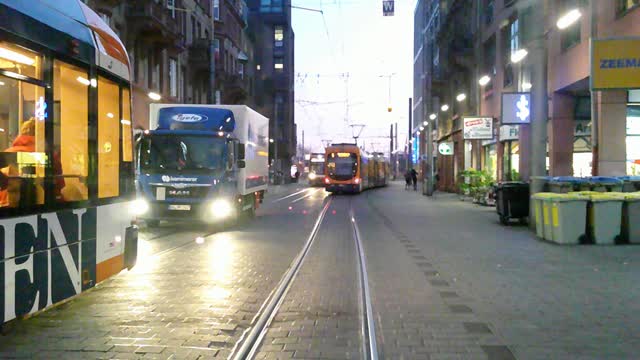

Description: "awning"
237 51 249 62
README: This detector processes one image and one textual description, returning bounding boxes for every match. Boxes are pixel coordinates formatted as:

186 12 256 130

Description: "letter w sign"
383 0 394 16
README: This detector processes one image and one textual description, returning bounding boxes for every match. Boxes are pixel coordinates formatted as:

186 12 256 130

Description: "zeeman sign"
592 37 640 90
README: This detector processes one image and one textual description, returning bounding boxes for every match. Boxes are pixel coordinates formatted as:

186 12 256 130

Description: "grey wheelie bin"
623 193 640 243
549 177 590 193
589 177 623 192
548 194 589 244
588 193 625 244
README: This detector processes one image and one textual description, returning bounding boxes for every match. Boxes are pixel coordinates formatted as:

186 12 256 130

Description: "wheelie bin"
619 176 640 192
549 194 589 244
531 193 557 241
588 177 624 192
496 182 530 225
623 193 640 243
588 193 625 244
549 177 590 193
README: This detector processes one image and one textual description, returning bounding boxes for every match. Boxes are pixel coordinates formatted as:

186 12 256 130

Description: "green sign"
438 142 453 155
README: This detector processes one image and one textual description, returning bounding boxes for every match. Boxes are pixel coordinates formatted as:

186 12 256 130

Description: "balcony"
219 74 250 104
126 2 180 45
188 39 211 72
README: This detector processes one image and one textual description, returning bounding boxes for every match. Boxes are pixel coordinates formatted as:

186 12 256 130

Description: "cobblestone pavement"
4 182 640 360
359 183 640 360
0 185 329 360
254 196 362 360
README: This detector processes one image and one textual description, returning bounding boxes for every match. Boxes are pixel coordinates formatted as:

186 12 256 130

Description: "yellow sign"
592 37 640 90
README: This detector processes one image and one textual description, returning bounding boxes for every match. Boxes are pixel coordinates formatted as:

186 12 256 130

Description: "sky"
291 0 415 155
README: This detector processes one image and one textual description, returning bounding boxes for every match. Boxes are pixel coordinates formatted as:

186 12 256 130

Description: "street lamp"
456 93 466 102
522 82 532 90
510 48 528 63
429 113 437 120
441 104 449 112
269 138 274 143
556 9 582 29
423 120 428 126
420 126 424 131
478 75 491 86
148 92 162 101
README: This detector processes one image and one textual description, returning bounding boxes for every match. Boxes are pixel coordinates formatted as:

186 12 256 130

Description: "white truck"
132 104 269 226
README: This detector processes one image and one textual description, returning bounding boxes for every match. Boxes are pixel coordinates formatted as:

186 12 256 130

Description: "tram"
308 153 326 186
0 0 138 324
324 143 389 193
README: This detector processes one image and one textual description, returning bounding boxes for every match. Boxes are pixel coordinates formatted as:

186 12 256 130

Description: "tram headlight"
130 199 149 215
308 172 316 180
210 199 233 219
354 178 361 184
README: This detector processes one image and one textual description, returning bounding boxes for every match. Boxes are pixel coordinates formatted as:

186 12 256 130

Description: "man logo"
172 114 207 123
161 175 171 182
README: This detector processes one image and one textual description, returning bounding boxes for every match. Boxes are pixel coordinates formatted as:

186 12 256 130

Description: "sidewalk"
364 182 640 359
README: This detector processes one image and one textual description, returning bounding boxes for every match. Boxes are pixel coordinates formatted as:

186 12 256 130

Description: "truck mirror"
238 143 246 160
237 160 246 169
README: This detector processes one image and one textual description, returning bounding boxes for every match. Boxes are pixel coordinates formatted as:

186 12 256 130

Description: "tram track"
229 197 380 360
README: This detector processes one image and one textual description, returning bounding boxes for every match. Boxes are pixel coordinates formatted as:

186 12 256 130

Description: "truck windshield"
139 135 227 172
327 153 357 180
310 162 325 174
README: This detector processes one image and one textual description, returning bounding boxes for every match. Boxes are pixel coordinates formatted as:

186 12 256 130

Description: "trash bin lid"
550 176 590 184
589 193 626 201
532 192 557 199
624 193 640 201
618 176 640 181
588 176 624 184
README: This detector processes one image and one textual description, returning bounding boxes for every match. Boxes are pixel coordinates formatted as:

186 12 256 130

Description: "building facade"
414 0 640 193
248 0 296 178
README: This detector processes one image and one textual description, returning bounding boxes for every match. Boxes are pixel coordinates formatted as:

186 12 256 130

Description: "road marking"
350 208 379 360
271 188 313 203
229 199 333 360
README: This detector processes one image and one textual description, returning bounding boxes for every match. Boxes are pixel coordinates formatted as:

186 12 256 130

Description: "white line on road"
290 188 323 203
271 188 313 203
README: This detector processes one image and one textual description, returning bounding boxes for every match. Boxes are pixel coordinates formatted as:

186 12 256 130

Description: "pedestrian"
410 168 418 191
404 170 412 190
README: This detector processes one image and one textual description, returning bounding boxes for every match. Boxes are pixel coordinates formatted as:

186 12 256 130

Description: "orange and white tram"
324 143 389 193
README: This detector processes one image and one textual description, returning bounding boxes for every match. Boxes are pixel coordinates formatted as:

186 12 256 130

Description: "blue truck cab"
132 105 269 226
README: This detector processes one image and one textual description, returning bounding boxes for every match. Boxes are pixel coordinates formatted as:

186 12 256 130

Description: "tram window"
98 77 120 198
0 42 42 80
53 61 89 202
0 76 47 209
122 88 132 162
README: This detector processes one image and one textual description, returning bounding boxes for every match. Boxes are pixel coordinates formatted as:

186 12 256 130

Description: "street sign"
438 142 453 156
501 92 531 124
463 117 493 139
383 0 394 16
499 125 519 141
591 37 640 90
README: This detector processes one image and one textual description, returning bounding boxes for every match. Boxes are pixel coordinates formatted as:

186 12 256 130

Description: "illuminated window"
122 88 132 162
0 76 47 209
274 57 284 71
617 0 640 15
98 77 120 198
274 26 284 47
53 60 89 202
0 41 42 80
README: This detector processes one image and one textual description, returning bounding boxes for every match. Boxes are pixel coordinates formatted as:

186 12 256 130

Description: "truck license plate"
156 187 166 200
168 204 191 211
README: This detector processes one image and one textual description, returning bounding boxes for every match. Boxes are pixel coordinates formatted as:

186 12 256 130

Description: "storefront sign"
500 125 520 141
463 117 493 139
438 142 453 155
592 37 640 90
501 92 531 124
383 0 394 16
575 120 591 136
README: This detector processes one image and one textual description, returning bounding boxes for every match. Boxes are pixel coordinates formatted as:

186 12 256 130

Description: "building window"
484 0 494 25
197 22 202 39
53 61 89 203
274 57 284 71
560 0 582 50
214 0 220 20
213 39 220 60
260 0 283 13
169 58 178 98
238 63 244 79
97 77 120 198
191 15 196 43
617 0 640 15
274 26 284 47
483 36 496 91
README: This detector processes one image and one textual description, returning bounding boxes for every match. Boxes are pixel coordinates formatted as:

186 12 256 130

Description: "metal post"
426 112 434 196
590 0 599 175
408 98 412 170
529 2 548 199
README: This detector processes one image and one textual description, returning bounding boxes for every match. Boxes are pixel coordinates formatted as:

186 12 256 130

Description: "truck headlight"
309 172 316 180
130 199 149 215
210 199 233 219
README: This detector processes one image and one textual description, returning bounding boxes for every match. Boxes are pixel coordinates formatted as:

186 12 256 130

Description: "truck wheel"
146 220 160 228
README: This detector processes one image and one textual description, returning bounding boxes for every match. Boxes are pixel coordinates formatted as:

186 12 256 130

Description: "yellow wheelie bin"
588 193 625 245
623 193 640 244
549 194 589 244
531 193 556 240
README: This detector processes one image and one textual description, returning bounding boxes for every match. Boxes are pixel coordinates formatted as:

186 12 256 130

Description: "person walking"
404 170 412 190
410 168 418 191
